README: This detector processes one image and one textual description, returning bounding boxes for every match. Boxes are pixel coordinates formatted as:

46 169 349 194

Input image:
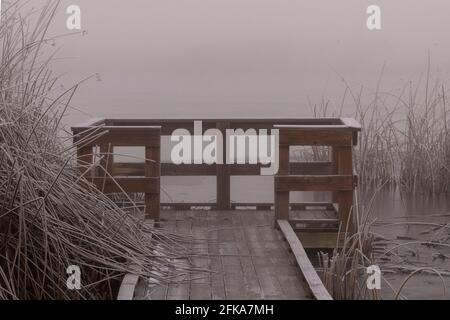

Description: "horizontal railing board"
293 228 339 233
156 202 333 210
275 124 349 130
73 125 162 131
290 218 339 225
105 117 346 126
296 231 343 249
72 118 361 137
275 175 354 192
278 130 353 146
75 129 161 147
91 177 159 194
112 162 333 177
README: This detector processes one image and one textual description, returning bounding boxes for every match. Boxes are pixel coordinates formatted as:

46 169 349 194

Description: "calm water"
367 189 450 300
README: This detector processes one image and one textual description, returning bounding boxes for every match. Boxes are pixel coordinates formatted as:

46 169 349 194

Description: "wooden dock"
143 210 313 300
72 117 361 300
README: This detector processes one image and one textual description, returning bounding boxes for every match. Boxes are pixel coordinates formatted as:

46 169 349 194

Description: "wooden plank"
164 163 216 176
230 162 333 176
296 231 343 249
116 277 139 300
112 161 332 177
190 283 212 300
293 227 340 233
337 191 354 232
293 202 335 210
76 146 92 177
290 162 333 175
336 146 355 233
113 162 146 176
117 264 141 300
78 128 161 147
99 144 113 176
91 177 159 194
331 146 339 204
336 147 353 173
160 203 246 210
216 122 231 210
278 129 353 146
341 117 362 130
147 285 168 300
341 118 361 146
252 265 284 299
222 255 247 299
166 283 190 300
133 202 336 211
275 124 348 130
290 218 339 225
101 117 344 128
277 220 332 300
145 146 161 221
239 257 263 299
210 257 226 300
73 118 360 138
275 145 290 220
276 175 353 192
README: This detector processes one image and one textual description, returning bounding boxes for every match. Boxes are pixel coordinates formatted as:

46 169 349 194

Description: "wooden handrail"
274 124 358 233
73 125 161 221
72 117 360 218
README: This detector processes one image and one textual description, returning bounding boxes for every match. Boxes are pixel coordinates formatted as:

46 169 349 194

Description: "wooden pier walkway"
143 210 312 300
72 117 361 300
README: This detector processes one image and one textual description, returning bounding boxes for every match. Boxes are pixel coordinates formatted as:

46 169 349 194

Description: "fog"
35 0 450 124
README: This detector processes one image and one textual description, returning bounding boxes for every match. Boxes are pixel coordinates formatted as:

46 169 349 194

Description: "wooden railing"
275 118 359 233
72 121 161 220
72 118 360 228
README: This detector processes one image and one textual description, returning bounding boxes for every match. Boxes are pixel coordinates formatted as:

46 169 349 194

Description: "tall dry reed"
308 67 450 195
0 0 195 300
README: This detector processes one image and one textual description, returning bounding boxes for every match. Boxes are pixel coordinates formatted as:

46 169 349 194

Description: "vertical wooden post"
331 146 339 204
144 131 161 222
100 144 113 175
336 146 354 233
275 143 290 221
99 143 114 192
216 121 230 210
77 145 93 179
145 143 161 221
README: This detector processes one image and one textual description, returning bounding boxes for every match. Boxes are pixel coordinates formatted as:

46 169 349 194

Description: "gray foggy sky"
38 0 450 123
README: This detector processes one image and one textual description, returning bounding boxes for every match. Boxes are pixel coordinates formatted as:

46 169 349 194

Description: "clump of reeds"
0 1 194 300
307 67 450 195
317 189 384 300
317 188 450 300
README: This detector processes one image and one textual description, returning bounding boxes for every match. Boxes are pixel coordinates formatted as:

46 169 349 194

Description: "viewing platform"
72 117 361 300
